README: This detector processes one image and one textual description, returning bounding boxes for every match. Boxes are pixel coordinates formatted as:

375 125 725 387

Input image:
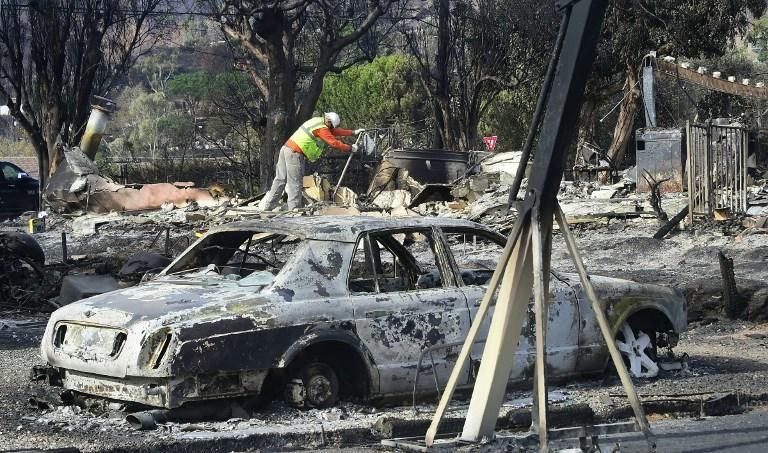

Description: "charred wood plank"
719 251 746 319
653 206 689 239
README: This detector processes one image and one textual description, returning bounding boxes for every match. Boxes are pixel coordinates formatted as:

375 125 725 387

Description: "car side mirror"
17 173 35 183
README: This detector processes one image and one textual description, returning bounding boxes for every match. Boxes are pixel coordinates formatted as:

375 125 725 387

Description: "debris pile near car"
0 232 58 312
43 104 233 216
0 211 198 313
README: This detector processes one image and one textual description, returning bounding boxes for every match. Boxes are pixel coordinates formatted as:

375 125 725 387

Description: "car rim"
615 322 659 378
306 374 333 406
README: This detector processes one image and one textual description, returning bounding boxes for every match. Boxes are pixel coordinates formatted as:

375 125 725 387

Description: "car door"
440 227 581 383
0 162 17 215
0 162 37 216
348 229 472 396
571 276 611 373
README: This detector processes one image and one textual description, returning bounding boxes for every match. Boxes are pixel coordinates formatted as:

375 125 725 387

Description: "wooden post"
531 213 552 451
459 225 534 442
425 212 530 446
686 121 694 225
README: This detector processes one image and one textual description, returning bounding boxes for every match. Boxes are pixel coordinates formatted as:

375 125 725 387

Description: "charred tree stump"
718 251 745 319
642 170 669 222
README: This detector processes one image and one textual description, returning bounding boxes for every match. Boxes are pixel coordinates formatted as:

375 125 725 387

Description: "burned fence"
687 121 749 222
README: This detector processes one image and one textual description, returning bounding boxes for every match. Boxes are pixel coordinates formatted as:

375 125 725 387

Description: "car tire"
615 321 659 379
284 362 339 409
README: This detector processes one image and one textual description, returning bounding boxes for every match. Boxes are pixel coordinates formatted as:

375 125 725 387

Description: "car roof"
212 215 498 243
0 161 22 169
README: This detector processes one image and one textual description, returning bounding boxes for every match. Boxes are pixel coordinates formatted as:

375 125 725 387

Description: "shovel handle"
332 133 364 201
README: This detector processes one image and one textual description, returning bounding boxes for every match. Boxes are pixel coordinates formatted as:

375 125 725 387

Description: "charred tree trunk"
576 97 598 160
43 115 65 175
460 95 482 151
434 0 455 151
31 135 50 190
248 12 298 189
603 67 640 180
46 141 64 177
437 102 461 151
431 102 444 149
14 111 59 187
260 70 296 189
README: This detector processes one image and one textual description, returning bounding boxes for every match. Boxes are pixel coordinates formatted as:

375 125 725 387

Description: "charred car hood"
49 280 276 330
41 281 282 379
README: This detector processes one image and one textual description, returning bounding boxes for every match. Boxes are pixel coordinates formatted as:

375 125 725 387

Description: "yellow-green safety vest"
288 117 327 162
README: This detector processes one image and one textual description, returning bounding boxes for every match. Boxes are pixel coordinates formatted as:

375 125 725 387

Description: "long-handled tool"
332 132 373 201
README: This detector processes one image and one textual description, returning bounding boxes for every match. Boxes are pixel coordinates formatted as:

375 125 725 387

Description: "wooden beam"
656 59 768 99
460 224 534 442
424 211 530 446
531 214 552 451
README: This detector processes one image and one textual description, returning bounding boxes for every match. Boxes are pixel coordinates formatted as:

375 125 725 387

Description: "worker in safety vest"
259 112 364 211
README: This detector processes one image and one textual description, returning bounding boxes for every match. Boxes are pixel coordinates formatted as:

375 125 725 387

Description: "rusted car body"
39 216 686 409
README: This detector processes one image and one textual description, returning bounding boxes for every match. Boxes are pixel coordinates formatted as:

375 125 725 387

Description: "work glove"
351 144 359 154
354 128 365 135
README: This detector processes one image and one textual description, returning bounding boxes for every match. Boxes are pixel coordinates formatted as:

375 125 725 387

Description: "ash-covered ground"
1 199 767 452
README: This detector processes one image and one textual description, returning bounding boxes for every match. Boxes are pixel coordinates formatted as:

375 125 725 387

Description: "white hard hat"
324 112 341 128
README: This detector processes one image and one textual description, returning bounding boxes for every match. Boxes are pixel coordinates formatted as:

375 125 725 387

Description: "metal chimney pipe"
642 58 657 128
79 104 112 159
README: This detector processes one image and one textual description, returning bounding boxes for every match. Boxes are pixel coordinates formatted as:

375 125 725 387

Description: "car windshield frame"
162 229 302 284
347 227 459 294
0 162 23 182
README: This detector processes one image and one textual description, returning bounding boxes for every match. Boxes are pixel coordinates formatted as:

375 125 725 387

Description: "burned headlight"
138 329 174 369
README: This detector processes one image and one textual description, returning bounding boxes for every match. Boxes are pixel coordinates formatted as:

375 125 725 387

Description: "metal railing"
687 121 748 222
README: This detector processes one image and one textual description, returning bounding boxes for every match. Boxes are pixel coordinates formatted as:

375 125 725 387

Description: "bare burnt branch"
642 169 669 222
0 0 168 184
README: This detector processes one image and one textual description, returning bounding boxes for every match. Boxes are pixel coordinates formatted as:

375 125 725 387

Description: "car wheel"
615 322 659 378
284 362 339 409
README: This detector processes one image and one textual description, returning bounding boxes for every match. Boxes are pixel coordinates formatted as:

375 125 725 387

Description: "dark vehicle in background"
0 161 39 217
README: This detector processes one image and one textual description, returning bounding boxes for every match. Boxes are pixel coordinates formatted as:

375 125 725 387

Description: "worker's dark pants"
259 146 305 210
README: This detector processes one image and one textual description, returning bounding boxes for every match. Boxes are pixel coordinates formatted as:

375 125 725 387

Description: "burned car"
39 216 686 410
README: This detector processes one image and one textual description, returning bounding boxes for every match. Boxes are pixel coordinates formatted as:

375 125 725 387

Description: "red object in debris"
483 136 498 151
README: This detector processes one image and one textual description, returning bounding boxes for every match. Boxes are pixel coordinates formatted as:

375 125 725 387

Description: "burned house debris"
0 231 51 311
44 149 227 214
43 104 230 215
